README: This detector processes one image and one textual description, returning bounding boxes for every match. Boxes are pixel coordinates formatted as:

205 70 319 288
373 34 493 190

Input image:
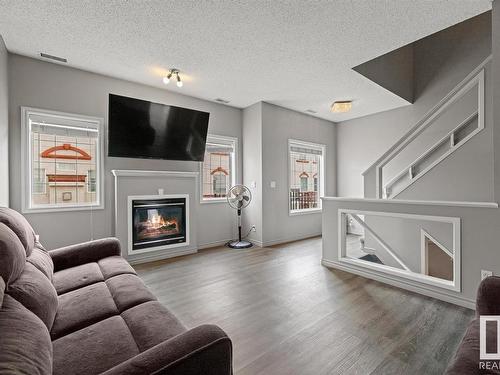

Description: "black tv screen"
108 94 210 161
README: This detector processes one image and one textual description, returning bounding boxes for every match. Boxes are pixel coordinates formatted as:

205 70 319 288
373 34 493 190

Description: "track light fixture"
163 68 183 87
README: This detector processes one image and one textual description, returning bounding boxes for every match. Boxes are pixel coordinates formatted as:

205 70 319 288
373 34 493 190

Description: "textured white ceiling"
0 0 492 121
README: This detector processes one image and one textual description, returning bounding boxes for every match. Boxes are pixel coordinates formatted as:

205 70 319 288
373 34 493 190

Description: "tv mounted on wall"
108 94 210 161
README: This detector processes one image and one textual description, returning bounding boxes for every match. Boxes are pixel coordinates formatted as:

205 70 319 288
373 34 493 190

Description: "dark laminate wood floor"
134 237 473 375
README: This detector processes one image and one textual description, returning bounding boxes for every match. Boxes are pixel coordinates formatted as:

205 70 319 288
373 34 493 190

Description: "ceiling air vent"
40 53 67 63
215 98 230 104
305 109 317 114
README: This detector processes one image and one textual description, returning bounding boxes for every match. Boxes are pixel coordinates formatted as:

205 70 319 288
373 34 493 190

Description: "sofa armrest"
476 276 500 316
102 324 232 375
49 237 121 272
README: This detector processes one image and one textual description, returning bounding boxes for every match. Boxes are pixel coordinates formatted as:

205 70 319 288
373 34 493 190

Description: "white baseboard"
321 258 475 309
261 232 322 247
197 239 233 250
128 247 197 265
249 239 263 247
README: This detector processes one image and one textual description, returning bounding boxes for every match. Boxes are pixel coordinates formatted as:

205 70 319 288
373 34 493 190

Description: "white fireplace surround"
127 194 190 255
112 169 199 264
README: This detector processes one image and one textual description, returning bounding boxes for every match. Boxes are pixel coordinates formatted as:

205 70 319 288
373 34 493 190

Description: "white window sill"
200 198 227 205
289 208 322 216
22 203 104 214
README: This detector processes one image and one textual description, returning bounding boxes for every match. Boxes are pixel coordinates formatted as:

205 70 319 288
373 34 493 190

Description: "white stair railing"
361 56 490 199
383 110 480 198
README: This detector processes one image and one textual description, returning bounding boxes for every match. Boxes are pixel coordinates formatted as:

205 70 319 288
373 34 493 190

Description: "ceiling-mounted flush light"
163 71 173 84
331 100 352 113
163 68 183 87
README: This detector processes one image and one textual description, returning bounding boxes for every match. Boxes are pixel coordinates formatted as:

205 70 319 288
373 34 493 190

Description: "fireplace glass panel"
132 198 186 251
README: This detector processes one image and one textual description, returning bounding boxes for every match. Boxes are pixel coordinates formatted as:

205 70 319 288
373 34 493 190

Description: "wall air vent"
215 98 230 104
40 53 67 63
305 109 317 114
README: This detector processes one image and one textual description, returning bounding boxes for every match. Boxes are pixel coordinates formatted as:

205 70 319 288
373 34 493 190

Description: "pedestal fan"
226 185 253 249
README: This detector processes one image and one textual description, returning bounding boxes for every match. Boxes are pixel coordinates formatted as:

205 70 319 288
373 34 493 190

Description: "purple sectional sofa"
0 207 232 375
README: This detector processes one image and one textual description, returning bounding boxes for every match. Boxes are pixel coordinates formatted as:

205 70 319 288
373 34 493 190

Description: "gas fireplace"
129 195 188 254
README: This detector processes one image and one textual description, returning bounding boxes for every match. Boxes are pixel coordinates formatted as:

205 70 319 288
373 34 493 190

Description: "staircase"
362 56 489 200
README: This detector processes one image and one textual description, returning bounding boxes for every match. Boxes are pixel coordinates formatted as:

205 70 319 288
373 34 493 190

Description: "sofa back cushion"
0 208 36 256
0 223 26 286
0 277 4 308
7 263 58 331
27 242 54 281
0 293 53 375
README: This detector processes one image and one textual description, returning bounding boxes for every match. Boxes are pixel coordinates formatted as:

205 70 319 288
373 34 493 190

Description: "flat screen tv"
108 94 210 161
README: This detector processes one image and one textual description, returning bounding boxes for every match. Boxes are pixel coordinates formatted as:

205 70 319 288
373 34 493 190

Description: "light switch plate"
251 181 256 188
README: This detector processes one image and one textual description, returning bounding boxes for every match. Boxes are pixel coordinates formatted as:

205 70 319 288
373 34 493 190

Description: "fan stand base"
227 240 253 249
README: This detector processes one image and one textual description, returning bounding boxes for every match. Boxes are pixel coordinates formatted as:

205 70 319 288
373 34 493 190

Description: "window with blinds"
288 139 325 214
201 135 237 202
22 107 103 212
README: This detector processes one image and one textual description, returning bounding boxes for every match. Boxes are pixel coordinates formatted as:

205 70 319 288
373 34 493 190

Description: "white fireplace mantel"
111 169 198 178
112 169 199 264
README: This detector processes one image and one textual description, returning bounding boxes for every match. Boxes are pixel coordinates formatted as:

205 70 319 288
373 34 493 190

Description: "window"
213 173 227 196
33 168 46 194
288 139 325 214
300 176 308 191
201 135 237 202
57 162 76 172
87 170 97 193
22 107 103 213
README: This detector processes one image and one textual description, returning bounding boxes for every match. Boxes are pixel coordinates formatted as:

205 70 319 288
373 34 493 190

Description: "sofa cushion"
0 277 4 308
106 274 156 312
51 281 119 339
27 245 54 281
98 256 136 279
0 223 26 286
122 301 186 352
53 262 104 295
7 263 58 330
0 207 36 256
446 318 500 375
0 294 52 375
53 316 139 375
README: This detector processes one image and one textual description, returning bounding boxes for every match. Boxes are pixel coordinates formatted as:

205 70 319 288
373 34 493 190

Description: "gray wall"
241 102 263 245
8 54 243 249
322 198 500 308
0 36 8 207
493 2 500 201
241 102 336 246
337 12 492 199
260 102 336 245
353 43 414 103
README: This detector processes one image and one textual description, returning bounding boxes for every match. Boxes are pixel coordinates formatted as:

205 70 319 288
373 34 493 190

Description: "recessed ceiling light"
215 98 230 104
305 109 317 114
40 53 67 63
331 101 352 113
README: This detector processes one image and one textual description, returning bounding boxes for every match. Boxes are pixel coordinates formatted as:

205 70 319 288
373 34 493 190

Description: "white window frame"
200 134 238 204
21 107 105 213
288 139 325 216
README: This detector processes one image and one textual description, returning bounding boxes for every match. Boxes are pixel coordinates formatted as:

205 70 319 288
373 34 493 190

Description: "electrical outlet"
251 225 256 232
481 270 493 280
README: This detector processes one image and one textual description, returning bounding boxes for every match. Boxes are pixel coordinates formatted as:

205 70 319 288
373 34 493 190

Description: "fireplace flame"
146 214 177 230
